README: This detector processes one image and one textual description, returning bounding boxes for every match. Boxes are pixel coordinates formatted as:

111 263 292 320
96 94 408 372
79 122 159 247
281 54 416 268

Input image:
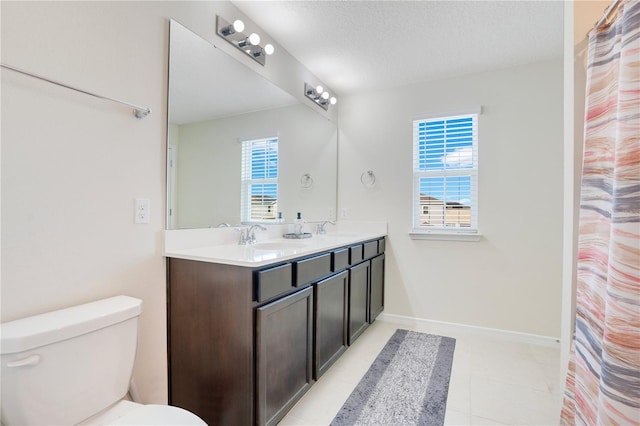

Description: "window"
241 137 278 222
412 113 478 236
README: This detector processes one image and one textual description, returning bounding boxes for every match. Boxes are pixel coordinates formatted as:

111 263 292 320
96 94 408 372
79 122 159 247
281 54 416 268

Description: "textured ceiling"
233 1 565 95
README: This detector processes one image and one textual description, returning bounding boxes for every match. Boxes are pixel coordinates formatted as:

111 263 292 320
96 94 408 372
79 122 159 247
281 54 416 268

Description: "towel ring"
361 170 376 187
301 173 314 189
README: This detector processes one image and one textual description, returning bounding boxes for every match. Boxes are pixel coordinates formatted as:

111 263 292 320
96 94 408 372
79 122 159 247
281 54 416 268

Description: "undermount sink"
253 241 309 250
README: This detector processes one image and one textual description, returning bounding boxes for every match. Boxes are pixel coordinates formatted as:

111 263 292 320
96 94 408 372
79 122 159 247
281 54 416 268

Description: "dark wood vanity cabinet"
256 286 314 426
167 237 385 426
369 253 385 323
347 240 386 344
167 259 254 426
348 260 370 345
314 270 348 379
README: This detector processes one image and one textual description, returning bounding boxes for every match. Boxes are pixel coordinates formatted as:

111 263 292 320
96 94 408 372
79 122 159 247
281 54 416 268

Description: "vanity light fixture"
304 83 337 111
216 16 274 66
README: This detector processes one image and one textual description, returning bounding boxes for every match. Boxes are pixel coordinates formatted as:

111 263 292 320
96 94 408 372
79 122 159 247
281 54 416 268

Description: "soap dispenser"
294 212 304 235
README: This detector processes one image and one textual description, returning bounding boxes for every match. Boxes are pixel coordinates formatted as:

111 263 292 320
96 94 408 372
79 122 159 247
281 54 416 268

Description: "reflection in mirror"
167 20 337 229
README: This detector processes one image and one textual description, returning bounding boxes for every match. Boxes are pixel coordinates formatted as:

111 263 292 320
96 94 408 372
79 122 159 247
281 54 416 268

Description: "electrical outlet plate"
135 198 150 224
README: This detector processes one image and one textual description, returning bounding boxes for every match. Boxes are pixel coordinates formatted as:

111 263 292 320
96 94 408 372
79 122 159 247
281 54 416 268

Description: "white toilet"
0 295 206 425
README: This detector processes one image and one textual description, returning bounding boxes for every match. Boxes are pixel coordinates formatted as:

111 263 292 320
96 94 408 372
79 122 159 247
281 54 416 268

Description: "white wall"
0 0 333 405
338 59 564 338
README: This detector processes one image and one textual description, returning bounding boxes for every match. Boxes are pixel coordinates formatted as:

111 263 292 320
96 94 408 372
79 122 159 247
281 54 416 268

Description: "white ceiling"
232 0 565 95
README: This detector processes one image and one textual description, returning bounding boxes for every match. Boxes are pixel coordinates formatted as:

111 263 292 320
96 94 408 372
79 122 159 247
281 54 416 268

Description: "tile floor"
279 318 563 425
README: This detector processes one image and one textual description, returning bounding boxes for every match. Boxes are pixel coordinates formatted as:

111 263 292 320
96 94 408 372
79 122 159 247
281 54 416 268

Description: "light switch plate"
135 198 150 224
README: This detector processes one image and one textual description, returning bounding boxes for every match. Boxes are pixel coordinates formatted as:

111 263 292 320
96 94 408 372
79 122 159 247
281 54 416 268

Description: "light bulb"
321 91 330 100
315 85 323 94
330 97 337 105
232 20 245 33
264 44 275 55
248 33 260 45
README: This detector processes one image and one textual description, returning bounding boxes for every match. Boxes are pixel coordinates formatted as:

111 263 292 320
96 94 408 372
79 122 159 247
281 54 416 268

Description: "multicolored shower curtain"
560 1 640 425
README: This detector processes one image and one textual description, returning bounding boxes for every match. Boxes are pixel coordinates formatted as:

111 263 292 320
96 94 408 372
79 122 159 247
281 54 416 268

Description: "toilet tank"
0 295 143 426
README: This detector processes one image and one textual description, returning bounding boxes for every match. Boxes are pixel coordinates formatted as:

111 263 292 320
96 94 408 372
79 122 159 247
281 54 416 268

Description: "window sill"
409 229 482 242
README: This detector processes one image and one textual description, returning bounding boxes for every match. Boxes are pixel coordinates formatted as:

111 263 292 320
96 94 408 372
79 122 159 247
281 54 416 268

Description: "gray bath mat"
331 329 456 426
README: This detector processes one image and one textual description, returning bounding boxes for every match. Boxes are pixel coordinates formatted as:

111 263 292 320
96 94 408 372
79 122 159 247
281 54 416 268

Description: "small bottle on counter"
294 212 304 235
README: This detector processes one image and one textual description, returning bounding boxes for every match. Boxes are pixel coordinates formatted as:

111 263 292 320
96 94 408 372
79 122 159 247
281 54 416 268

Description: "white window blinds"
241 137 279 222
412 114 478 233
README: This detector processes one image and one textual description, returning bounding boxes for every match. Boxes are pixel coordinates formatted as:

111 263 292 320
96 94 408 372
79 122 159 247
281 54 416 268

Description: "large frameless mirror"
167 20 337 229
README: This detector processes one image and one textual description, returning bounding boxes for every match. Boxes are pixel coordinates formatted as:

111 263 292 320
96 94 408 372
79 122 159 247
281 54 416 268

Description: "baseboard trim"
378 313 560 347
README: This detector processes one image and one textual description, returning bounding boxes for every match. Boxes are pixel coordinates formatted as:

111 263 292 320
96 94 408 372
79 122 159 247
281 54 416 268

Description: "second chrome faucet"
238 224 267 245
315 220 335 234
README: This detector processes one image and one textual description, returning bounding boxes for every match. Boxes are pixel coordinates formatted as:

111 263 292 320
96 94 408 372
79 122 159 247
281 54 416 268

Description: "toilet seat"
109 404 206 425
80 400 206 425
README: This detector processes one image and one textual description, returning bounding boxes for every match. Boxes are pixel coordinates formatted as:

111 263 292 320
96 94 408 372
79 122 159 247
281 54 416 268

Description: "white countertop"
165 231 386 267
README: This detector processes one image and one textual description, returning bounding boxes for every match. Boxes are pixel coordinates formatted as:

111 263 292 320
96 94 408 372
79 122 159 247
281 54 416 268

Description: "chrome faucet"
238 224 267 245
315 220 335 234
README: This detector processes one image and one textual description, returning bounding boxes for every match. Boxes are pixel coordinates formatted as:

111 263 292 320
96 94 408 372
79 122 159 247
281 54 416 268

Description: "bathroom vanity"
165 18 382 425
164 15 382 426
166 234 385 426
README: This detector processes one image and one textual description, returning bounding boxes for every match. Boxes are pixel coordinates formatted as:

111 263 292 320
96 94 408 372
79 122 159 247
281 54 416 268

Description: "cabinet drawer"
363 241 378 259
332 248 349 272
256 264 293 302
378 238 386 253
295 253 332 286
349 245 363 265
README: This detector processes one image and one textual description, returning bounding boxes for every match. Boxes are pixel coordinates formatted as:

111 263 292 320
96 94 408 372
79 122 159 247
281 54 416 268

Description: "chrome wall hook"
361 170 376 187
301 173 314 189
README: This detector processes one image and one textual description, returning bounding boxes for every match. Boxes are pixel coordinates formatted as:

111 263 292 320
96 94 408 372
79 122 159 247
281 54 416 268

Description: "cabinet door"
314 271 348 379
369 253 385 323
348 261 370 345
256 286 314 426
167 259 254 426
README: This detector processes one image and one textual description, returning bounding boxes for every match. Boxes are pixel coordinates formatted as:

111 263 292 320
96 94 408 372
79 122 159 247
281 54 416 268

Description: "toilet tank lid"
0 295 142 355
